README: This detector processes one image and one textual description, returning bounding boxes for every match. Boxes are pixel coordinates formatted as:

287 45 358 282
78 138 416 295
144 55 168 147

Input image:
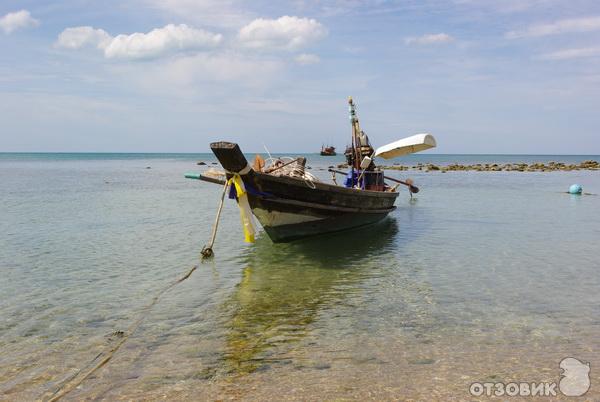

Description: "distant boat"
188 97 437 243
320 145 336 156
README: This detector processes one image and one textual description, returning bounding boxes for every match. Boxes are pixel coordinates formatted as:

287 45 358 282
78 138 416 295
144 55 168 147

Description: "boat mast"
348 97 361 169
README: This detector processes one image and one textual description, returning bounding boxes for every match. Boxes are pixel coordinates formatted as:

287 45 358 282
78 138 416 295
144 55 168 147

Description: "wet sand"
54 322 600 401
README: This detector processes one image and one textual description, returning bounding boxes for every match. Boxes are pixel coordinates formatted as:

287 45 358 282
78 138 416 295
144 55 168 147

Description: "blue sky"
1 0 599 153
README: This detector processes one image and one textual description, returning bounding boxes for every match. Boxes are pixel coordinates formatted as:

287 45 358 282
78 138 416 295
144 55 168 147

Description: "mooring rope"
43 265 198 402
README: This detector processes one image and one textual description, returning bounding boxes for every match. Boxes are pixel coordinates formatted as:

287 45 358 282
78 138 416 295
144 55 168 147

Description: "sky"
1 0 599 153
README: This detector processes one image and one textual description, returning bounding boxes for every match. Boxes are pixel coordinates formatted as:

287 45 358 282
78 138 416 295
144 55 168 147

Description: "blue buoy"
569 184 583 194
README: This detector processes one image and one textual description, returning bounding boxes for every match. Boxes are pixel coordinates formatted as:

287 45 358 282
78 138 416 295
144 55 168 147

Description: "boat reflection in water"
221 218 399 373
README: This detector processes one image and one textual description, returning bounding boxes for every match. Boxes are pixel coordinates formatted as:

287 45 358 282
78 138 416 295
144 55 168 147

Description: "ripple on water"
1 156 599 399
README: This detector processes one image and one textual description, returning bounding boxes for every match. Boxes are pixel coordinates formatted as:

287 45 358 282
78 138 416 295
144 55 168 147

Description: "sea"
1 152 599 400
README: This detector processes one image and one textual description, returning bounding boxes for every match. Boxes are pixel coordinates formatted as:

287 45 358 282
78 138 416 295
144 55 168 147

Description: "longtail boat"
187 97 436 246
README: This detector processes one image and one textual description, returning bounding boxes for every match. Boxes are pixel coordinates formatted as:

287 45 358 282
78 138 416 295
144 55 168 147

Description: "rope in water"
43 265 198 402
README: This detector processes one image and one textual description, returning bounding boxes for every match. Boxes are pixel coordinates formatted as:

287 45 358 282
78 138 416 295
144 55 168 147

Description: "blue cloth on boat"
344 170 358 188
344 169 385 189
228 183 238 199
228 179 272 199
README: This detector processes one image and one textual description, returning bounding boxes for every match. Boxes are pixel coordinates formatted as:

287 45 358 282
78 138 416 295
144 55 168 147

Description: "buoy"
569 184 583 194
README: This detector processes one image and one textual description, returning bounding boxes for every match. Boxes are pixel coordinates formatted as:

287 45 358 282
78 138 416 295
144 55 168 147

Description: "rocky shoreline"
332 160 600 172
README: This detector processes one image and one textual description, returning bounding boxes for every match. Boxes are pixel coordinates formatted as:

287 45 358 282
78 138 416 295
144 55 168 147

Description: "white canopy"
374 133 437 159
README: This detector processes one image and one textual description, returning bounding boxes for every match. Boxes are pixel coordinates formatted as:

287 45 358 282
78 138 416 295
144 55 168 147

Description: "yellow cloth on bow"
227 174 256 243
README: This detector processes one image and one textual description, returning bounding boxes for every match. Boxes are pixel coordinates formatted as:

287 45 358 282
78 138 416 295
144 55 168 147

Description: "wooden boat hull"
211 142 399 242
258 210 391 242
245 173 396 242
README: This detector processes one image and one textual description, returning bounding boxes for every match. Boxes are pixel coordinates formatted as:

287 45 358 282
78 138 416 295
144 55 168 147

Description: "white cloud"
56 24 223 60
538 46 600 60
56 26 112 50
104 24 222 59
506 16 600 39
405 33 454 45
238 16 327 50
295 53 320 64
0 10 39 34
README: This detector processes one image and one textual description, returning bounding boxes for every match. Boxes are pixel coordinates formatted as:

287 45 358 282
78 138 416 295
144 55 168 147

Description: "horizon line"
1 151 600 156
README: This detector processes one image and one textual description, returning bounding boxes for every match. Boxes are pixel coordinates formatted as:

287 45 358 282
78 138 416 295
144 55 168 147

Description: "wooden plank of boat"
248 171 398 210
262 195 395 214
260 210 392 242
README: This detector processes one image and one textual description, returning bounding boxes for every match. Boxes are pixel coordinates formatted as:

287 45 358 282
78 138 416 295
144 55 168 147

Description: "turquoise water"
1 153 599 400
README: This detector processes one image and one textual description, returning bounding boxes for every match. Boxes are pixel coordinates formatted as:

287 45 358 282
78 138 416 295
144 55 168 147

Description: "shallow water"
1 154 599 400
